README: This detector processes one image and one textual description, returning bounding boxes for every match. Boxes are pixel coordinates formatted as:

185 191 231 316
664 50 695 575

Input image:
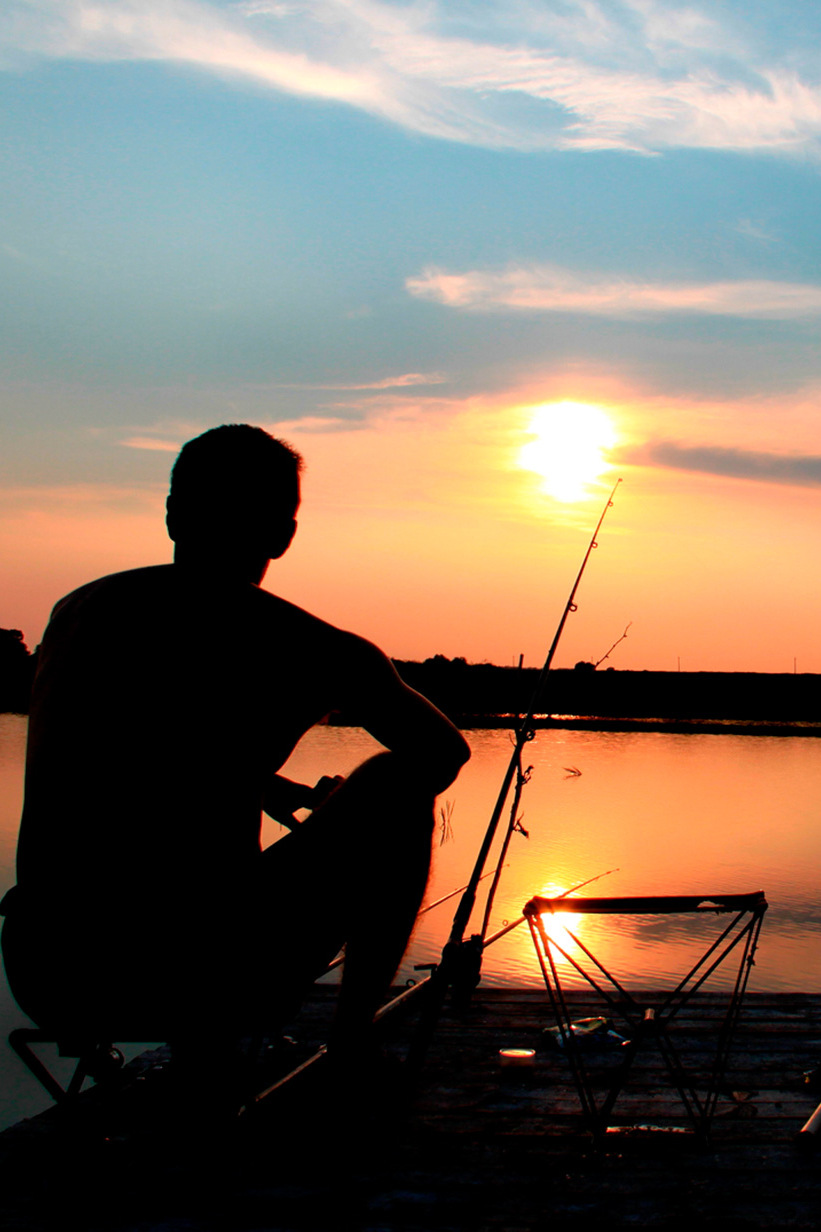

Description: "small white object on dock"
498 1048 536 1068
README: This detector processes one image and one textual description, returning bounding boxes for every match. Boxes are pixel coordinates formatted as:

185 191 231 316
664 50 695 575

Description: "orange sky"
4 381 821 674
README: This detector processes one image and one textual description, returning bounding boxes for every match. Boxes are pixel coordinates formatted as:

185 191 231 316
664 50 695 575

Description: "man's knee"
333 753 436 853
342 751 437 816
265 751 434 881
292 752 433 884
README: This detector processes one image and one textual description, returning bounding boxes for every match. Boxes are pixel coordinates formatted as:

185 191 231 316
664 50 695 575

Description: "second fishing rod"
408 478 622 1064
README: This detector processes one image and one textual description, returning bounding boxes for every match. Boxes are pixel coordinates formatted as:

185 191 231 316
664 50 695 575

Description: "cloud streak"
270 372 446 390
120 435 181 453
3 0 821 154
406 264 821 319
629 440 821 487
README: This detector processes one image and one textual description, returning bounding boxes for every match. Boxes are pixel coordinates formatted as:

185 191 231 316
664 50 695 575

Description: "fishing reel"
448 934 483 1014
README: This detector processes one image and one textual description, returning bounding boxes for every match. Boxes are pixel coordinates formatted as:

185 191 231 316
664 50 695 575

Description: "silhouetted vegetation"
389 657 821 728
0 629 35 714
3 638 820 727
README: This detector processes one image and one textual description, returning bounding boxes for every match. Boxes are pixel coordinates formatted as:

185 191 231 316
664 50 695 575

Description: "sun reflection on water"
534 881 586 968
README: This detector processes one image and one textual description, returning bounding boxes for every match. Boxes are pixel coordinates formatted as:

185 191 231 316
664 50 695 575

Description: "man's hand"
263 772 346 829
306 774 345 810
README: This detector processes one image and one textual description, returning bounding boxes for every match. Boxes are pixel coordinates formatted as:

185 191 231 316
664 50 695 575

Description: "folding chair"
524 890 767 1142
6 951 349 1113
8 1028 129 1105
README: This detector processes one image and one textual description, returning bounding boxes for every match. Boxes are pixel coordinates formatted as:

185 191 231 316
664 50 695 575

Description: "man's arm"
336 633 471 795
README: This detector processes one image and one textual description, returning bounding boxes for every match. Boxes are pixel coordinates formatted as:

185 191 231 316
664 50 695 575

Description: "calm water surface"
1 715 820 1128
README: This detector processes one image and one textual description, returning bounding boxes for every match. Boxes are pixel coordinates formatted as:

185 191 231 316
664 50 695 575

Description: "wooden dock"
2 989 821 1230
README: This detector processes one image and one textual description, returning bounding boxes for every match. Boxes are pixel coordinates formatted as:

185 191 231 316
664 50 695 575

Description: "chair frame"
8 1028 127 1105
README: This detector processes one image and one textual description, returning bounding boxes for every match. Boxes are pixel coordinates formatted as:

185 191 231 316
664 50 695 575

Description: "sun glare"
537 907 576 951
518 401 617 502
534 881 588 967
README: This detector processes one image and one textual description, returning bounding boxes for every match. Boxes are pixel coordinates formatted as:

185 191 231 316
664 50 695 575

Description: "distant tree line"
0 629 36 714
2 640 819 723
390 655 821 725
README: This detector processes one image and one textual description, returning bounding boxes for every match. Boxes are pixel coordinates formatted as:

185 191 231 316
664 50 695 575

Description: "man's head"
166 425 303 577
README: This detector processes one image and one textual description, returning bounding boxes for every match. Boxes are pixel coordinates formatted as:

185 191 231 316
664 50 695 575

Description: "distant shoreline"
383 660 821 734
4 655 821 733
459 715 821 737
327 713 821 737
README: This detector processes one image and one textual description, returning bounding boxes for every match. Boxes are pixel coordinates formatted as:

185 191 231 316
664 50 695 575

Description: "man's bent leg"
259 752 435 1051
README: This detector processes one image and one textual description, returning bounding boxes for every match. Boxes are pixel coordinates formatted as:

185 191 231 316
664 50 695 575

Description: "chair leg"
9 1028 77 1103
8 1029 120 1105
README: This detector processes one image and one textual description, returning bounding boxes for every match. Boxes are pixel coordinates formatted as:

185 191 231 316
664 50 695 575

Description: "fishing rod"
453 480 620 964
408 478 622 1062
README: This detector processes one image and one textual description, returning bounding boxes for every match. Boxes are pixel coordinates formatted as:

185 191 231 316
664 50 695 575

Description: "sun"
518 401 617 502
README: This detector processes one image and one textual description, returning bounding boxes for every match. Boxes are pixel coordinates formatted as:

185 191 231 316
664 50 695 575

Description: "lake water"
1 714 820 1129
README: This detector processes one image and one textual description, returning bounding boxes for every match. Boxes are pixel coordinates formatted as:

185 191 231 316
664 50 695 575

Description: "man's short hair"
167 424 303 543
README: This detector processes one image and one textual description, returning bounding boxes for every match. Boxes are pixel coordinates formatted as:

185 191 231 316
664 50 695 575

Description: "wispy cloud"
114 420 206 453
117 412 369 447
1 0 381 101
735 218 780 244
2 242 45 269
406 264 821 319
120 435 182 453
3 0 821 154
262 414 363 433
0 482 163 512
628 440 821 487
271 372 446 391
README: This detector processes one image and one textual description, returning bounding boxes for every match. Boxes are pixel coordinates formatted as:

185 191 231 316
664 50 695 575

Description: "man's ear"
165 494 178 542
269 517 297 561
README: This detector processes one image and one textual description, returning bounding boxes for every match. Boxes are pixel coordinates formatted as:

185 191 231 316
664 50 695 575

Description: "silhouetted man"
2 425 470 1086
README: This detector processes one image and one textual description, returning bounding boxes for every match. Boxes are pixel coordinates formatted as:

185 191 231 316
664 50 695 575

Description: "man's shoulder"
50 566 174 620
253 587 375 658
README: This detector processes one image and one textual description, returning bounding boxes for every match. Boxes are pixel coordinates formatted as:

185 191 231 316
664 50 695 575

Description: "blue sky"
3 1 821 669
